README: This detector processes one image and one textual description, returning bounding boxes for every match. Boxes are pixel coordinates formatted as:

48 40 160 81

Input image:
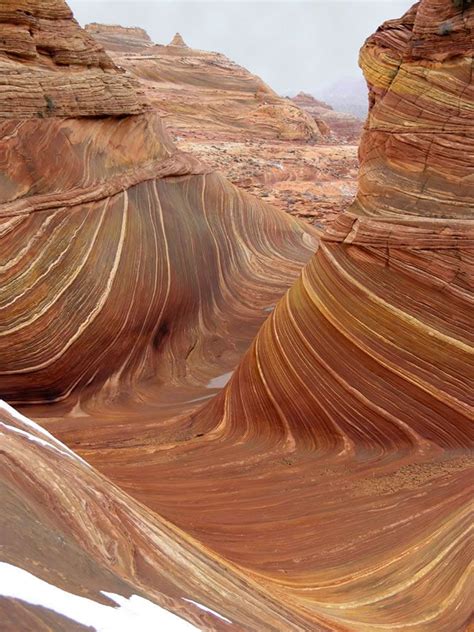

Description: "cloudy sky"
69 1 413 98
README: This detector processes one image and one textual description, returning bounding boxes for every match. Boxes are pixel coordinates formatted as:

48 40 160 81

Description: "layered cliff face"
1 1 473 631
0 1 145 118
291 91 364 141
352 0 473 222
86 22 153 52
86 23 359 226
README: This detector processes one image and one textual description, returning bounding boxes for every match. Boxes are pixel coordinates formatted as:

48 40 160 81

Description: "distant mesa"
291 91 363 140
293 91 334 111
319 76 369 119
86 22 152 43
169 32 188 47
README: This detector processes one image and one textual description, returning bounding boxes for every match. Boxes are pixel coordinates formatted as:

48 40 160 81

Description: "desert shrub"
439 21 453 35
45 95 55 113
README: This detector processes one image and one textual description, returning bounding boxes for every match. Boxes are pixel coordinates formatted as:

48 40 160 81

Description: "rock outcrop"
169 32 188 47
1 1 473 631
351 0 473 222
0 2 145 118
292 91 364 140
86 22 153 52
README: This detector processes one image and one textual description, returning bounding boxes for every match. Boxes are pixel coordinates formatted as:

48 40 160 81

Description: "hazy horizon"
69 0 413 103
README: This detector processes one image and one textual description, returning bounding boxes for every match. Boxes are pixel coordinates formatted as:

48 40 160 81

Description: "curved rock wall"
354 0 473 220
176 1 472 629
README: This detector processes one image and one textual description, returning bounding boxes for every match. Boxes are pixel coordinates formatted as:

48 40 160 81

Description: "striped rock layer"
86 22 154 53
0 0 145 117
1 1 473 632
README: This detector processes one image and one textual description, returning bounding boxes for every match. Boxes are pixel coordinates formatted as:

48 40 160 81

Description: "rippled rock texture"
85 22 359 226
1 1 473 631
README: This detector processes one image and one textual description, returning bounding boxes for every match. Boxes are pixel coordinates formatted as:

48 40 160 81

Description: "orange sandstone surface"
1 1 473 631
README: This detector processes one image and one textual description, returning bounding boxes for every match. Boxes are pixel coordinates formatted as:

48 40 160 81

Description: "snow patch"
0 562 197 631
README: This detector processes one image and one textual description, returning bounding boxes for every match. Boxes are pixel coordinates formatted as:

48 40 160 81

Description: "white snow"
0 400 90 467
206 372 233 389
0 562 198 631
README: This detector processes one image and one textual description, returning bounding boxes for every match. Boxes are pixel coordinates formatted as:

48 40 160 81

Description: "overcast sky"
69 1 413 97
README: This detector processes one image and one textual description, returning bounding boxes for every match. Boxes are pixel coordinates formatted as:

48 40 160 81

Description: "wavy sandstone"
1 0 473 631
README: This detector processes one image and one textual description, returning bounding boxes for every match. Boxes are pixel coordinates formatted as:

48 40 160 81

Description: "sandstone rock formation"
1 1 473 631
0 2 145 118
0 2 316 628
169 32 188 47
86 22 359 225
185 2 474 629
291 91 364 140
86 23 153 52
351 0 473 223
